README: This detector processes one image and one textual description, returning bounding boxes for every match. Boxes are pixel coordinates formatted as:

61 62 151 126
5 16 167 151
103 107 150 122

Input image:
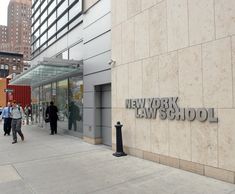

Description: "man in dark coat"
46 101 58 135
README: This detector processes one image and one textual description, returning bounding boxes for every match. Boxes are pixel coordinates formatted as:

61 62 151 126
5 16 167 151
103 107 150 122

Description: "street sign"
4 88 14 93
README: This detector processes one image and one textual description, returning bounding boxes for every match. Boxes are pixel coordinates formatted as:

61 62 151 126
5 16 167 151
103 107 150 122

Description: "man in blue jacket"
1 102 12 136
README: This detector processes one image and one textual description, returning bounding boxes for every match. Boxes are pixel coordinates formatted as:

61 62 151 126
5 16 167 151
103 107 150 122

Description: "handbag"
45 117 50 123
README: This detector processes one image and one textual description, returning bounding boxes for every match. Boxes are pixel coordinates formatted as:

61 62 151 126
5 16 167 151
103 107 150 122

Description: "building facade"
0 78 31 108
0 51 24 78
11 0 112 145
111 0 235 184
0 25 8 44
2 0 32 60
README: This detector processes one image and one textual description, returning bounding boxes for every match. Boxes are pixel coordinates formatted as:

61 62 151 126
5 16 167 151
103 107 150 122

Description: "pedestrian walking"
24 105 31 125
0 102 12 136
11 100 25 144
46 101 58 135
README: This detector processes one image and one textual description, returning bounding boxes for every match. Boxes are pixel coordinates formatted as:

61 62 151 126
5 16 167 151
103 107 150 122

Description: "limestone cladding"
111 0 235 183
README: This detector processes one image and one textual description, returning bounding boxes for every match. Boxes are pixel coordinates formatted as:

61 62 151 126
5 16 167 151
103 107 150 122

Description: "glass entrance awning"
9 58 83 87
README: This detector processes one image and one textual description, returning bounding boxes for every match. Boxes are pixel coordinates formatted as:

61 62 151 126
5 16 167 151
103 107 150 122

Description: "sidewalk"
0 123 235 194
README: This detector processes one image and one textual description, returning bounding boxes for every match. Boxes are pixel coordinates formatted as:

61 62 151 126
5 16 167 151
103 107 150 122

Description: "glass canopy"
9 58 83 87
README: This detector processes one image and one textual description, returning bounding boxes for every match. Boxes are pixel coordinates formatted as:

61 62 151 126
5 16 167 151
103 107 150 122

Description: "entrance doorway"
95 84 111 146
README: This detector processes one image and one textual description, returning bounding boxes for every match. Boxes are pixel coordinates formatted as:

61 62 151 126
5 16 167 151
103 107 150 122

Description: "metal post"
113 121 127 157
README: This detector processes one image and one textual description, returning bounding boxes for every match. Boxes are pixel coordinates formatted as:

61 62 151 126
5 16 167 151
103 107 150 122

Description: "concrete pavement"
0 123 235 194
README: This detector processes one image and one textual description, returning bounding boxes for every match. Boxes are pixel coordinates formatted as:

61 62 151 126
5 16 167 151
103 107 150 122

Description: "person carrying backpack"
11 100 25 144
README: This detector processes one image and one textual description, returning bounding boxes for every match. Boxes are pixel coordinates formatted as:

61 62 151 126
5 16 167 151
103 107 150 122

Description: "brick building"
7 0 32 60
0 51 23 78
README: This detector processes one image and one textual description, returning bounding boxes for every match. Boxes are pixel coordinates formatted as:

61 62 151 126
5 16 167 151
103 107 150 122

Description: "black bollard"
113 121 127 157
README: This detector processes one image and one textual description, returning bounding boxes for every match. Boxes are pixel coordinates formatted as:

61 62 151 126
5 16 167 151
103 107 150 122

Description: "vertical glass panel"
39 86 43 123
40 21 47 34
57 0 68 16
34 19 40 30
69 1 81 20
48 24 56 39
32 29 39 42
31 87 40 123
34 39 39 50
34 0 40 12
51 82 56 103
43 84 51 102
40 32 47 45
68 77 83 134
34 8 40 20
69 0 76 6
57 79 68 130
41 42 48 51
57 27 67 39
48 0 56 13
57 13 68 30
48 36 56 46
40 10 47 23
41 0 47 12
48 11 56 26
42 84 51 122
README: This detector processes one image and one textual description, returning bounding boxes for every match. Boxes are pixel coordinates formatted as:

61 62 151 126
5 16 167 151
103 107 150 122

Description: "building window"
48 11 56 26
57 13 68 30
48 24 56 38
48 0 56 13
13 65 17 70
69 1 81 20
57 0 68 17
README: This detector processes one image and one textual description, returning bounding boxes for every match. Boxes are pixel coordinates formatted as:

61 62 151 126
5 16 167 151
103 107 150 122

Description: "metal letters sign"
125 97 218 123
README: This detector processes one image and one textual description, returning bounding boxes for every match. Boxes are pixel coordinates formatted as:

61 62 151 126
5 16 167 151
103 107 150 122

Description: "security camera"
108 59 116 66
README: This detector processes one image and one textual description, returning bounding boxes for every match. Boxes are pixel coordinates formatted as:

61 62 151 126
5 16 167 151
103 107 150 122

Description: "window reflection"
48 11 56 26
40 32 47 45
69 1 80 20
34 19 40 31
48 0 56 13
69 0 76 6
41 10 47 23
40 21 47 34
68 77 83 133
57 13 68 30
41 0 47 12
57 27 67 39
57 0 68 16
48 24 56 38
57 79 68 129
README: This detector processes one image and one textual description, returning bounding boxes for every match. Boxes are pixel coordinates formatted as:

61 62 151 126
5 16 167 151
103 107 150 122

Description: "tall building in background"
7 0 32 61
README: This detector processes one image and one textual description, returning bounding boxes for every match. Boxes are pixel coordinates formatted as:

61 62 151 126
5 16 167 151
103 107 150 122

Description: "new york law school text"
125 97 218 123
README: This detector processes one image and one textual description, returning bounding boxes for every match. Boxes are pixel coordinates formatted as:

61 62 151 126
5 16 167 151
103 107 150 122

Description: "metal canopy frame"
9 58 83 87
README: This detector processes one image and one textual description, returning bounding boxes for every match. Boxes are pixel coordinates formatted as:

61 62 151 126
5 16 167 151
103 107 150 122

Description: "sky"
0 0 10 26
